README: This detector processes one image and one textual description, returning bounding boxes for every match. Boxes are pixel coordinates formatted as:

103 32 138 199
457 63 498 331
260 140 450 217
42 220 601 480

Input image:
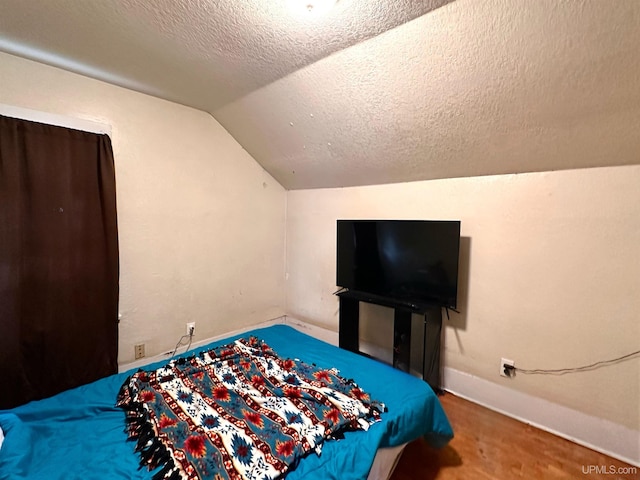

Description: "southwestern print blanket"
116 336 385 480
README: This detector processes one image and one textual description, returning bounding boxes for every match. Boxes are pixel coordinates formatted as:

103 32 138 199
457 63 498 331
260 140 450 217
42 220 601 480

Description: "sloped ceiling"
1 0 639 189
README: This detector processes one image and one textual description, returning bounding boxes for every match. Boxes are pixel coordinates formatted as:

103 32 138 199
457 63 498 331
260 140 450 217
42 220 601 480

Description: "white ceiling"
1 0 639 189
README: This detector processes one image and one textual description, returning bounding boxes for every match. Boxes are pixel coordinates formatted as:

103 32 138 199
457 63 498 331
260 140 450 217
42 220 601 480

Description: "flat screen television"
336 220 461 309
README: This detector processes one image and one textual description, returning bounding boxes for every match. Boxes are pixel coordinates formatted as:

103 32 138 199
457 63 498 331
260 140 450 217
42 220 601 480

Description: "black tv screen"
336 220 461 309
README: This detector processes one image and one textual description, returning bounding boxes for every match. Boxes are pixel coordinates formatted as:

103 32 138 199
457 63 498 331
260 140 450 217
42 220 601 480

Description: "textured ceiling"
1 0 639 189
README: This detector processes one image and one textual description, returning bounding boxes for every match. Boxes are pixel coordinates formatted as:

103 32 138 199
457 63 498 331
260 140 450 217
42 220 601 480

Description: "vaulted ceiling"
1 0 639 189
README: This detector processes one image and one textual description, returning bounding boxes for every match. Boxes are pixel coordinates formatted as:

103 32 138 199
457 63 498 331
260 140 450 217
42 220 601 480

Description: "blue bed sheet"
0 325 453 480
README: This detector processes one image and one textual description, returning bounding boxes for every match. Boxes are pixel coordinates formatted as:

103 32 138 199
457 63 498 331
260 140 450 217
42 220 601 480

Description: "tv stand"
337 290 443 392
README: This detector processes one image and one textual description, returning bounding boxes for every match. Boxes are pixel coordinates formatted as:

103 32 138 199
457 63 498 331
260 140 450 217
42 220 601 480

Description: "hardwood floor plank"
390 392 638 479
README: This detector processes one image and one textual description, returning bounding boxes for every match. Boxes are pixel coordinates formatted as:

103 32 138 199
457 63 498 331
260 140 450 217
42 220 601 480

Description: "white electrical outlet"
500 357 515 377
186 322 196 336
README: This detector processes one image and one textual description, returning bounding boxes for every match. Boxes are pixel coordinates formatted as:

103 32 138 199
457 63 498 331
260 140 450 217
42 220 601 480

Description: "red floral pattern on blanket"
116 337 384 480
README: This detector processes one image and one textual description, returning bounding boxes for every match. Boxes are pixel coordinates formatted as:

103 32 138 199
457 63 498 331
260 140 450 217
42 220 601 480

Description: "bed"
0 324 453 480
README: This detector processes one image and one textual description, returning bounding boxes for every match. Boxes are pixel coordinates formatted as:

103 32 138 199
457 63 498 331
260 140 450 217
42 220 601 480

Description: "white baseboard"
283 317 339 346
283 315 639 467
119 316 286 372
444 367 640 467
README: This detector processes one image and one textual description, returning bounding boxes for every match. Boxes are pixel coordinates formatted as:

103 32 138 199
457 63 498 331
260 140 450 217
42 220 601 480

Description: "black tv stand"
337 290 443 392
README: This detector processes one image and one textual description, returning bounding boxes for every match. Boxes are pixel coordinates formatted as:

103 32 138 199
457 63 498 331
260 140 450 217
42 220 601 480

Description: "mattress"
0 324 453 480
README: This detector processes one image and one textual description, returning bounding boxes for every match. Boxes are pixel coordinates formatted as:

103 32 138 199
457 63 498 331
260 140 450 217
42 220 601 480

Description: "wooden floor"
390 392 639 480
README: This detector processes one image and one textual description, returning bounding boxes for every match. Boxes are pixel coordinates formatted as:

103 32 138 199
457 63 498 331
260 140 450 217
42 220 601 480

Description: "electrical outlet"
186 322 196 336
500 357 515 377
134 343 145 359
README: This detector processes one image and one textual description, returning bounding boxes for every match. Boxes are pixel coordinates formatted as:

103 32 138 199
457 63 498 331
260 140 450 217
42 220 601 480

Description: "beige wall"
285 166 640 431
0 52 287 363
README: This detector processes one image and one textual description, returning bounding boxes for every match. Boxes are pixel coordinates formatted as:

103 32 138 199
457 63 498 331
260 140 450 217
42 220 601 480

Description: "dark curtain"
0 115 119 409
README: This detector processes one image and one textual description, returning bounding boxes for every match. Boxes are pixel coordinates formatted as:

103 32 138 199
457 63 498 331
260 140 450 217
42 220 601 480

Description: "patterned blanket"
116 337 385 480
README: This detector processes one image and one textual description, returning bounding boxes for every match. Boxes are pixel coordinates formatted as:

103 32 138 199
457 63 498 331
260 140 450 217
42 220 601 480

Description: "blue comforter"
0 325 452 480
